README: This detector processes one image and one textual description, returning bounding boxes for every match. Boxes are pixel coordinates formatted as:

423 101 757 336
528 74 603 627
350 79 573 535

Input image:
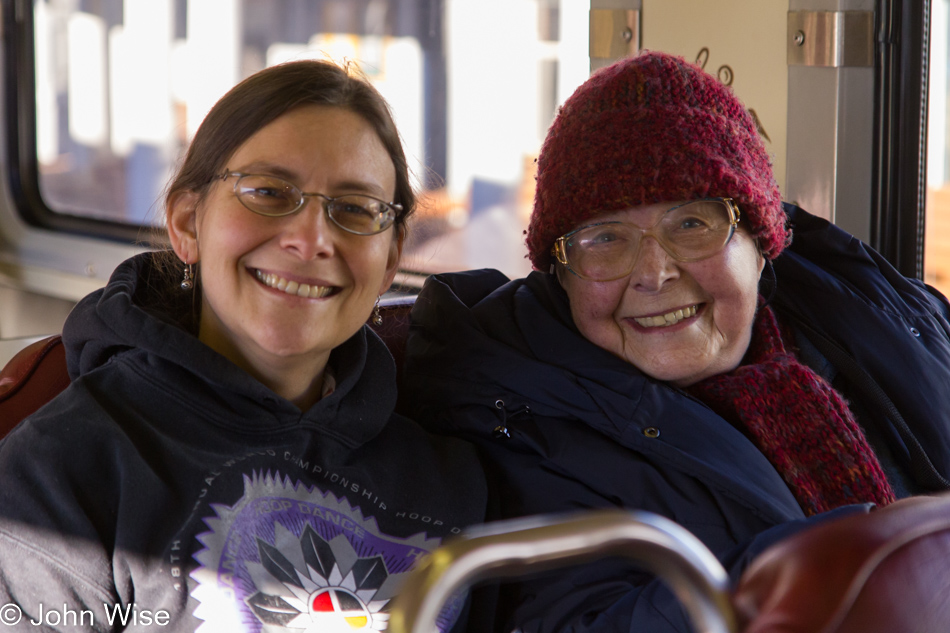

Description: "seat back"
733 492 950 633
0 336 70 439
0 295 417 440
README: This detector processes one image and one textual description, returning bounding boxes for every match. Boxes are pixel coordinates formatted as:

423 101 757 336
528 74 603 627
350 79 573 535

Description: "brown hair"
166 58 415 223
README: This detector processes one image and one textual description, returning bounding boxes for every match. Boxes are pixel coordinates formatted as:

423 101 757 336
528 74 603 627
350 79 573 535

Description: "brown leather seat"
733 492 950 633
0 294 416 440
0 336 70 438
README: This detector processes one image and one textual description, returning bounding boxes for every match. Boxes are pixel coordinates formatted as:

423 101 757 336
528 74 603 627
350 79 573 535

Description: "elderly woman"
402 51 950 632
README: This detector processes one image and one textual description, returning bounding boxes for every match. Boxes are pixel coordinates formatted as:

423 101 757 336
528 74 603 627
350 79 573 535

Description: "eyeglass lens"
233 174 395 235
564 200 735 281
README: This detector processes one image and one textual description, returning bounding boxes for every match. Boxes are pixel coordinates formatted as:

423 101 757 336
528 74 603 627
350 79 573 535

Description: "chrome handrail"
388 510 737 633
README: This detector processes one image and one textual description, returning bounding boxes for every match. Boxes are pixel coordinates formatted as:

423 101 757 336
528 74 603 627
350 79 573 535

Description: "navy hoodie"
0 252 486 632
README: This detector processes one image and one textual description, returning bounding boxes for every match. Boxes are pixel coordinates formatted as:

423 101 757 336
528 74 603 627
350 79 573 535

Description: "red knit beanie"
527 51 789 270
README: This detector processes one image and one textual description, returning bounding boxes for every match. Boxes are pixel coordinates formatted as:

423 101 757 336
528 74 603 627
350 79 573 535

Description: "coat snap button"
643 427 660 438
910 327 921 337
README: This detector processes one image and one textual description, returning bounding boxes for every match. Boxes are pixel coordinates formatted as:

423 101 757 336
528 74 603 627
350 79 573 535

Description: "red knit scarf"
687 303 896 516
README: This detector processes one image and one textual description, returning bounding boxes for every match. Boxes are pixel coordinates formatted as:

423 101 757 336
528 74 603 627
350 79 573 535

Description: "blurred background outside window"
34 0 593 281
36 0 950 295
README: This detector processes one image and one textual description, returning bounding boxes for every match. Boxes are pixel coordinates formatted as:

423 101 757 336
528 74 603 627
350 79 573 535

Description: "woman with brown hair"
0 60 484 632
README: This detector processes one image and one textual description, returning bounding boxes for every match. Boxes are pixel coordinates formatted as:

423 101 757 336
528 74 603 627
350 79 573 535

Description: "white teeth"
255 269 332 299
634 305 698 328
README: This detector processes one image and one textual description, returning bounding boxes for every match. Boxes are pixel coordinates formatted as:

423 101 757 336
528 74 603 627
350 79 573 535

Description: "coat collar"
408 269 805 523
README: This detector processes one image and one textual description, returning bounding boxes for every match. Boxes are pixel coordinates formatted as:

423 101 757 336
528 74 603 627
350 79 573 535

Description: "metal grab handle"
388 510 737 633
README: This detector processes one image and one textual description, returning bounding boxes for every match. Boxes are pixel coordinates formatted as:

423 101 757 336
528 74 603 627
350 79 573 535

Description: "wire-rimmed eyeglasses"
552 198 741 282
213 170 402 236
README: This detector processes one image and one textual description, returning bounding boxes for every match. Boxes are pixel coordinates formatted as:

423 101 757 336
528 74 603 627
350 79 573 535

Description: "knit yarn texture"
687 303 896 516
528 51 790 270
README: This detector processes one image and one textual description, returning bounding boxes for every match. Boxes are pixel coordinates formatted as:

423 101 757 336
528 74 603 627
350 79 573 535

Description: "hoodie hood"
62 253 397 444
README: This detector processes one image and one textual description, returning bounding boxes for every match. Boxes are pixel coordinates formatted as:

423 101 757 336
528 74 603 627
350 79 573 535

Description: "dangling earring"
372 296 383 325
180 264 194 290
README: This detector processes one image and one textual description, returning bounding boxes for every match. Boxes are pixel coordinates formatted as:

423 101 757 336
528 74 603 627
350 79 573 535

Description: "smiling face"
167 105 401 402
557 201 765 386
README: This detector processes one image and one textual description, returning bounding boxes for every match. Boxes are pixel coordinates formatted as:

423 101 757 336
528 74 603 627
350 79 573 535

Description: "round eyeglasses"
552 198 741 282
213 170 402 236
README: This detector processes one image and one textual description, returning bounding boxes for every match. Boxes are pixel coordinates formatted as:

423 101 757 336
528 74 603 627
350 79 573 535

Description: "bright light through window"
33 0 589 281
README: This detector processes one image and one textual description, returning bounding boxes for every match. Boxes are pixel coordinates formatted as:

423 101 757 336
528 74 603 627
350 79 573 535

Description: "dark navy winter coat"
402 204 950 633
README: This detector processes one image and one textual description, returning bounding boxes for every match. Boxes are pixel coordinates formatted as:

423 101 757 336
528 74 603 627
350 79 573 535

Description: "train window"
17 0 591 281
927 0 950 297
22 1 919 287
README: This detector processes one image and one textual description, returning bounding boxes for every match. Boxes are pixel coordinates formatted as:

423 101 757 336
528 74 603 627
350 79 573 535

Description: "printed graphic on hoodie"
191 471 449 632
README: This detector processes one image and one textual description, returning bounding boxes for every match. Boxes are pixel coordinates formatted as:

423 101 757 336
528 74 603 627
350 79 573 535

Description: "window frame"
3 0 150 243
871 0 932 280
